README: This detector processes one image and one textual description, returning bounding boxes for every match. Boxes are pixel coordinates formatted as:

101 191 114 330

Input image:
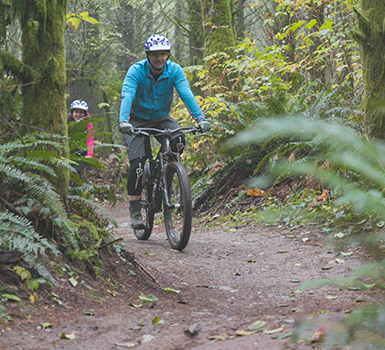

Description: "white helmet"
70 99 88 111
144 34 171 52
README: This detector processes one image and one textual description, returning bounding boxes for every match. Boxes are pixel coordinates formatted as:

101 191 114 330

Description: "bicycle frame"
132 126 200 250
135 126 199 211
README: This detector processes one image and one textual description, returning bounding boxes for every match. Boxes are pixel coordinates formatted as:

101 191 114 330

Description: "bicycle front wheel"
163 162 192 250
135 162 154 240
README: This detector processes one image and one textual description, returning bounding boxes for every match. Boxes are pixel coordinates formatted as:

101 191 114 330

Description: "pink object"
86 112 94 158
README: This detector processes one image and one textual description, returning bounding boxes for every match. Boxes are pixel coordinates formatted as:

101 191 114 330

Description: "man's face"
148 50 169 71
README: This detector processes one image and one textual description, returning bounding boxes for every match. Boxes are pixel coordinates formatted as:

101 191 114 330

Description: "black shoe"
131 210 145 229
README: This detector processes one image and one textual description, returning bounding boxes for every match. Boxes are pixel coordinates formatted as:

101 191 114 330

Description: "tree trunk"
20 0 69 205
233 0 246 41
202 0 235 56
174 2 183 63
187 0 204 65
201 0 236 90
352 1 385 140
116 1 136 73
146 0 154 34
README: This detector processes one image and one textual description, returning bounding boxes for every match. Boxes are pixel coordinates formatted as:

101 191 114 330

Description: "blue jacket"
119 59 205 123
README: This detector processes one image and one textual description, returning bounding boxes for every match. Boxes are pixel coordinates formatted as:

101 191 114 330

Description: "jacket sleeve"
119 65 140 123
173 65 206 122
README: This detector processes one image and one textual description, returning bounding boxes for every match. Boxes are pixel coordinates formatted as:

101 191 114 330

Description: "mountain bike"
132 126 202 251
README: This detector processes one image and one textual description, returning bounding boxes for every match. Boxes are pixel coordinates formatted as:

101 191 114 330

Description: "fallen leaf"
162 288 180 293
247 188 267 197
336 258 345 264
208 160 224 174
184 324 200 336
208 334 227 341
115 342 136 348
247 320 266 330
347 287 360 291
277 332 292 339
263 325 284 334
1 294 21 302
235 330 255 336
82 311 95 316
69 277 78 287
61 332 76 340
152 317 164 325
310 327 325 343
334 233 344 239
138 293 158 305
340 251 353 256
141 334 155 343
40 322 53 330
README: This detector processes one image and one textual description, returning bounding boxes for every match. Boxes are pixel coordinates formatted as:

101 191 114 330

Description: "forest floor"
0 199 383 350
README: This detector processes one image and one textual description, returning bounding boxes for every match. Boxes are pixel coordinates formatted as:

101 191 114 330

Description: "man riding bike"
119 34 211 229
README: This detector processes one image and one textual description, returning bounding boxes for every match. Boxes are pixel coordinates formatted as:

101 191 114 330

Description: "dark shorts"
123 115 181 161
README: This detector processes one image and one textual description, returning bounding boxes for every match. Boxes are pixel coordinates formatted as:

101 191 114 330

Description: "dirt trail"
1 201 382 350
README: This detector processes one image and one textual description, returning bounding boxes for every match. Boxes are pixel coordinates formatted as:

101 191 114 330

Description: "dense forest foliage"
2 0 385 346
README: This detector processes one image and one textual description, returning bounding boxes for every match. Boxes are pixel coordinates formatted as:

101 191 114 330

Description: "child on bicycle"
119 34 211 229
68 99 94 178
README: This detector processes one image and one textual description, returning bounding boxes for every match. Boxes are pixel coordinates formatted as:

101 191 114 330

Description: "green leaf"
1 294 21 302
82 311 95 316
138 293 158 304
82 16 99 25
162 288 180 293
61 332 76 339
248 320 266 330
152 317 164 325
236 330 254 336
304 19 317 29
40 322 52 329
69 277 78 287
66 16 81 31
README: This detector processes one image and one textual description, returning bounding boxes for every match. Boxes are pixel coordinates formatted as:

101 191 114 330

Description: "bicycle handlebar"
132 126 202 137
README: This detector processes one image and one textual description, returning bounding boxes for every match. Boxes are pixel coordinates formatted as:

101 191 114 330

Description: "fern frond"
68 194 117 228
0 211 59 256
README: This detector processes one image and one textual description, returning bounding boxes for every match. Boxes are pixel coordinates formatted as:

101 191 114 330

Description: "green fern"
0 211 58 256
0 136 80 263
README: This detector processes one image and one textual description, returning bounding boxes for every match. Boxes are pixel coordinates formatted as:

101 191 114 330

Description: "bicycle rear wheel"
163 162 192 250
135 162 154 240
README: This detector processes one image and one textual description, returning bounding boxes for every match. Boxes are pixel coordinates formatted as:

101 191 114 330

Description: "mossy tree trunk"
201 0 236 91
202 0 235 56
352 1 385 140
233 0 246 41
187 0 204 66
20 0 69 205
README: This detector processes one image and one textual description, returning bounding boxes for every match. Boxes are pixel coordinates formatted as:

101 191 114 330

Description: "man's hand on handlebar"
119 121 134 135
198 120 211 133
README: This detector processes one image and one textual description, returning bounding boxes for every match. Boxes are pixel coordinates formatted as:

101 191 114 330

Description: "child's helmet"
70 99 89 111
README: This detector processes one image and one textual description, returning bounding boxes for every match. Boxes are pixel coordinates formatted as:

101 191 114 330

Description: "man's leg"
127 157 146 228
